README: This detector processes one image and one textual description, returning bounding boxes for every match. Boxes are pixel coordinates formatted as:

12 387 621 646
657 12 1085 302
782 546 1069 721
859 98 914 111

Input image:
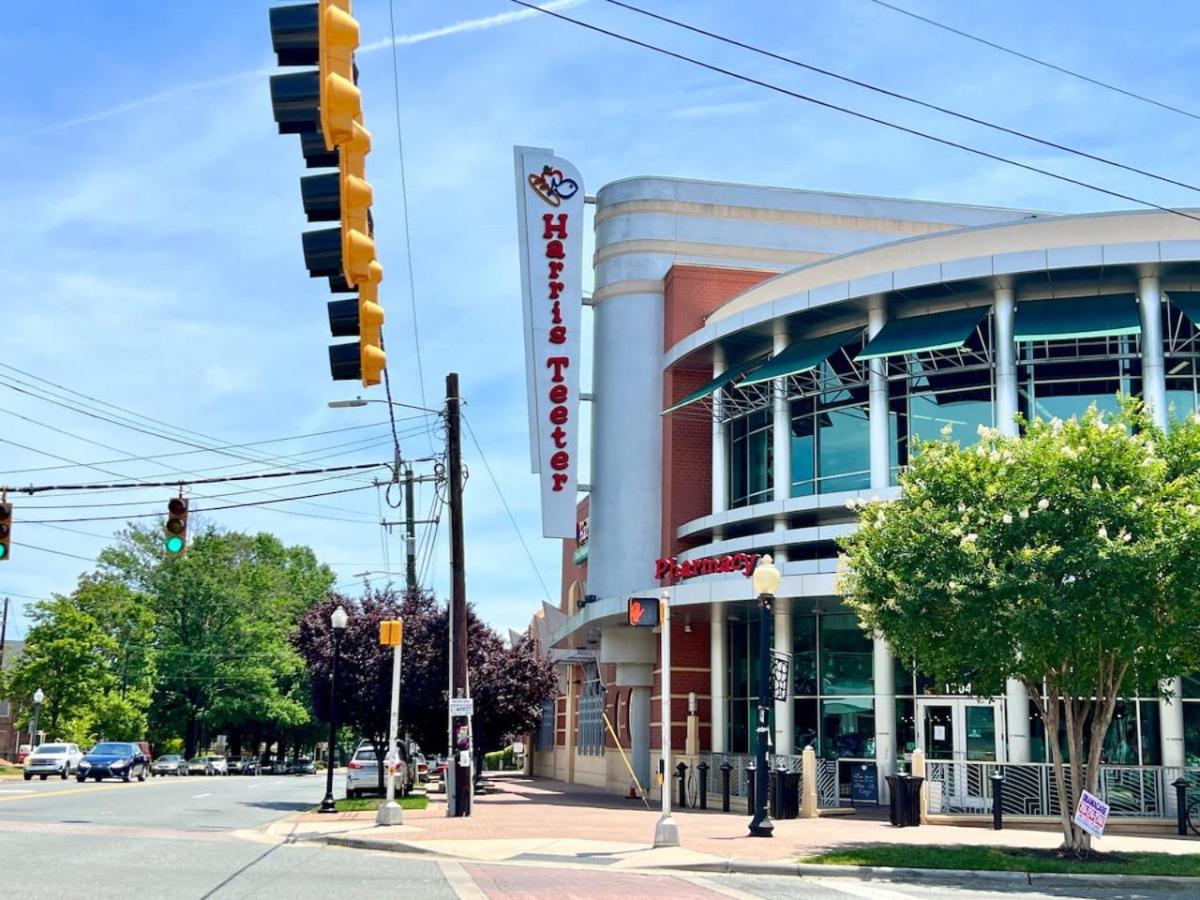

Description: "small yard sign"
1073 790 1110 839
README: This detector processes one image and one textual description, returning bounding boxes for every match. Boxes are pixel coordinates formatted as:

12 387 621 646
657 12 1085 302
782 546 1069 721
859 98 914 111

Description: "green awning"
1014 295 1140 342
740 328 863 387
1170 291 1200 327
663 354 768 414
856 307 987 361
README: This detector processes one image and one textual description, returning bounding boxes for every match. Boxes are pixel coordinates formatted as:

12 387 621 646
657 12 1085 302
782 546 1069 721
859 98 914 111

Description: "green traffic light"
0 544 6 559
164 535 185 554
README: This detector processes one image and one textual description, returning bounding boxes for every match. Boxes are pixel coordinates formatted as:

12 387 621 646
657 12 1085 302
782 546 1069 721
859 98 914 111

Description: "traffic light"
627 597 660 628
269 0 386 389
0 498 12 562
165 497 189 555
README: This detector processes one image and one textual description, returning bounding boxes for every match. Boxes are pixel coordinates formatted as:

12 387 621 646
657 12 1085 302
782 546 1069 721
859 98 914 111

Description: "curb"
320 835 1200 890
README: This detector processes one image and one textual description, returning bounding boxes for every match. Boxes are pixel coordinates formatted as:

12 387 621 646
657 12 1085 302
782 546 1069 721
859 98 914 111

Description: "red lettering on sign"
545 240 565 260
551 301 562 324
552 473 568 491
549 384 568 404
549 325 566 344
548 281 565 300
547 356 569 382
654 553 758 582
549 406 568 425
550 451 569 471
548 260 565 280
655 558 673 580
543 213 568 239
551 426 567 449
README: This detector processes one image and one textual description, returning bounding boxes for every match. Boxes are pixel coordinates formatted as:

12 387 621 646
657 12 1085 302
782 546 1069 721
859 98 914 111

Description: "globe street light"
319 605 349 814
31 688 45 748
750 555 780 838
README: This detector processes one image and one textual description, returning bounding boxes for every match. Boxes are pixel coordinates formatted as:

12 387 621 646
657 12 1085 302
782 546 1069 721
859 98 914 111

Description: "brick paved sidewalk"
283 773 1200 867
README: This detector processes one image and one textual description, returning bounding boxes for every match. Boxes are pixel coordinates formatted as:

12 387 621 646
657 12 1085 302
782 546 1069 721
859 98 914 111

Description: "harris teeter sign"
514 146 584 539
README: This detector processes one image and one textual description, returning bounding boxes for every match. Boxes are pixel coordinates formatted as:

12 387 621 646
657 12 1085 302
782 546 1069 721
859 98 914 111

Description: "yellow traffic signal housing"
339 122 375 286
358 280 386 387
0 498 12 562
165 497 189 554
318 0 360 150
379 618 403 647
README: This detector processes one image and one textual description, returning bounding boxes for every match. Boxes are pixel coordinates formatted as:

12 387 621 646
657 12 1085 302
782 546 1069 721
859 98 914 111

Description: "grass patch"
324 794 429 813
0 766 22 776
803 845 1200 878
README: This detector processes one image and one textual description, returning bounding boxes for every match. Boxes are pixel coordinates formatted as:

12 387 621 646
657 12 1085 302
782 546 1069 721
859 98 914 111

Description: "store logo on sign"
528 165 579 208
655 553 760 581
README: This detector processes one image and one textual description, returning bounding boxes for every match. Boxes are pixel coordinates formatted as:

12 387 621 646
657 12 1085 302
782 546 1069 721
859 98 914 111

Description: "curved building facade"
532 175 1200 802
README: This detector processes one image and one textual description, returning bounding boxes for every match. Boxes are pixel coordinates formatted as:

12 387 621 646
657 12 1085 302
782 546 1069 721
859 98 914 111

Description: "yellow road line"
0 778 180 804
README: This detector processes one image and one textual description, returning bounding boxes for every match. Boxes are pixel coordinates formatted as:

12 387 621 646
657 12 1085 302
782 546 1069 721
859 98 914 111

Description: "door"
916 698 1004 812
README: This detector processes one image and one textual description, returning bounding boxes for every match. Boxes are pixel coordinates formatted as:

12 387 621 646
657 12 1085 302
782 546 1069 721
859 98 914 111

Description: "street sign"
1073 789 1110 839
449 697 474 717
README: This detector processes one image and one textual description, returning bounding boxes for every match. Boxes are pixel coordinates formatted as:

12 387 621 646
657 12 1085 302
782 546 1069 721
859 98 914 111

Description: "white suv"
345 746 409 799
23 743 84 781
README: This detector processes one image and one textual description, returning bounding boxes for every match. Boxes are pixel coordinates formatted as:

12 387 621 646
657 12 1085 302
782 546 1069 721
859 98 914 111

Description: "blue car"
76 741 150 783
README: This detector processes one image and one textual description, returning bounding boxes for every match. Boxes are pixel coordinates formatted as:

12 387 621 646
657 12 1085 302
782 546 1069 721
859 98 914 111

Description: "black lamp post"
749 555 780 838
319 605 349 814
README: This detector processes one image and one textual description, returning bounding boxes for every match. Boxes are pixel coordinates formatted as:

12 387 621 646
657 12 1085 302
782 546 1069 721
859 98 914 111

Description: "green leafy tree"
839 402 1200 852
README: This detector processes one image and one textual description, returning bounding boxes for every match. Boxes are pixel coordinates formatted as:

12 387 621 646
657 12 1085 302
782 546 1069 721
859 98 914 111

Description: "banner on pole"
770 650 792 703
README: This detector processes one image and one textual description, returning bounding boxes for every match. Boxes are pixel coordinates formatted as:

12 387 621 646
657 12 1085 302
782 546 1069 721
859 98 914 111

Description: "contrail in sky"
15 1 584 141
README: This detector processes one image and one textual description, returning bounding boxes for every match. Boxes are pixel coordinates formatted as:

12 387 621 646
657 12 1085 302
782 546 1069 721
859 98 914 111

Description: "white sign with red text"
1073 790 1110 839
514 146 584 539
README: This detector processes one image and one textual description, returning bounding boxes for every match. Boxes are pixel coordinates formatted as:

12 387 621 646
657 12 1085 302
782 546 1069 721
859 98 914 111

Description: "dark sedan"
288 758 317 775
228 755 260 775
76 742 149 783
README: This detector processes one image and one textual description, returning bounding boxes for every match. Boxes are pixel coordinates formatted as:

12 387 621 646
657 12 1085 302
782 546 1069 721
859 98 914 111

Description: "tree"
100 524 334 757
838 402 1200 852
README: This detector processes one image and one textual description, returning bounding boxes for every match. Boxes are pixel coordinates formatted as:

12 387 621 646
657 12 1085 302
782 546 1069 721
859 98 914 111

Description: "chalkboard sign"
850 763 879 805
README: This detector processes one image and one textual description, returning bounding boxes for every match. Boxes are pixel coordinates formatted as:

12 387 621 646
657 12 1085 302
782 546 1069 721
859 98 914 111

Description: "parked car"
187 755 228 776
289 758 317 775
345 746 408 799
150 754 187 777
229 755 260 776
23 743 83 780
76 742 149 783
15 744 32 764
411 752 429 784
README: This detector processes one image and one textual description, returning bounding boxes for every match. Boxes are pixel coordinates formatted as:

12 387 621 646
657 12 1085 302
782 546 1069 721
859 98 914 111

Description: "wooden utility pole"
446 372 471 817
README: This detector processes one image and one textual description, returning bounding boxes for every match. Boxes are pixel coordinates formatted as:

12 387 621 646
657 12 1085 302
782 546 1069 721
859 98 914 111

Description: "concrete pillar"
773 321 791 502
774 597 794 756
910 748 928 824
800 745 818 817
712 344 727 523
873 633 896 800
629 686 652 791
1139 270 1167 428
1139 270 1185 768
709 604 729 752
994 282 1030 762
993 283 1018 438
867 295 890 489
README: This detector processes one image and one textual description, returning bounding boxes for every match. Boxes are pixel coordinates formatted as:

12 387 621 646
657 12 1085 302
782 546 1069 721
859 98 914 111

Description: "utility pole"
446 372 471 817
0 596 8 673
405 466 417 593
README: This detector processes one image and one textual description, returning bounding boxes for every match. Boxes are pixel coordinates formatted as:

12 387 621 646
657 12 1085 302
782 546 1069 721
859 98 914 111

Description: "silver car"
23 743 83 781
345 746 408 799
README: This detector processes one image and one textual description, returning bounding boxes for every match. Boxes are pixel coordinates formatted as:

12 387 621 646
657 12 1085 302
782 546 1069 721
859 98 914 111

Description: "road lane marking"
0 777 181 804
809 877 926 899
192 792 211 798
0 789 34 795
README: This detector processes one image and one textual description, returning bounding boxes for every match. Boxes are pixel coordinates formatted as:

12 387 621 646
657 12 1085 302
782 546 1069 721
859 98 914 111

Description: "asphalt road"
1 774 1193 898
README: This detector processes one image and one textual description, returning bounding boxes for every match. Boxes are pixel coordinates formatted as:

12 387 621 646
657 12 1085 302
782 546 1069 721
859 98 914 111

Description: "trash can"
902 776 924 826
778 771 801 819
885 774 905 826
769 769 782 819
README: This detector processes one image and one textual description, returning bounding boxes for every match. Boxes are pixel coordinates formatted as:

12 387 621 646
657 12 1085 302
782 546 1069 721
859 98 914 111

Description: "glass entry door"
916 698 1004 762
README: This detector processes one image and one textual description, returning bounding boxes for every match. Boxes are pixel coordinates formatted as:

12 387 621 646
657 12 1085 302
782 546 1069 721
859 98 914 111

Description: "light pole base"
748 814 775 838
376 800 404 826
318 795 338 815
653 814 680 848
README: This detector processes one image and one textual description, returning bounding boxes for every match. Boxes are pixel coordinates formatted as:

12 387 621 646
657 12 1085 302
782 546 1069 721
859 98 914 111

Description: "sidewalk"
279 772 1200 872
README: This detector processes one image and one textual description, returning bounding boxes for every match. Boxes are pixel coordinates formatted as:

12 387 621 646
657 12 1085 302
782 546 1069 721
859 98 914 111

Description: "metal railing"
924 762 1200 819
817 757 840 808
698 751 803 800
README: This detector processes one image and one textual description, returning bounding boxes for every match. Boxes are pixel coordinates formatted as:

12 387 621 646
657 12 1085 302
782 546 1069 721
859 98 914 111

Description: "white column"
773 321 791 502
994 283 1018 438
773 597 794 756
711 344 727 543
866 295 897 791
867 295 890 489
1139 271 1167 428
630 686 652 792
995 282 1030 762
1141 269 1186 768
710 604 728 752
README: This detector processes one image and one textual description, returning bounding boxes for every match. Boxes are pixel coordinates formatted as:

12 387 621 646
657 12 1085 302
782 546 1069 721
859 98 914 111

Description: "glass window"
730 699 749 754
896 698 916 755
820 697 874 759
792 616 817 696
790 414 815 497
1029 701 1046 763
908 392 992 448
820 614 873 695
729 621 748 699
794 698 818 753
817 407 870 493
1182 673 1200 699
728 410 773 508
1099 701 1139 765
893 656 915 696
1185 703 1200 767
1139 700 1161 766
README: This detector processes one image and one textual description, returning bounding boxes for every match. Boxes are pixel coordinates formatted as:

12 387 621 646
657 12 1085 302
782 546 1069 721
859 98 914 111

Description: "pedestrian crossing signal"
627 597 660 628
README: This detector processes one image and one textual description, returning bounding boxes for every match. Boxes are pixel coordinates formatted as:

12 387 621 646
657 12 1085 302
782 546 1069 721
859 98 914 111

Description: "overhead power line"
604 0 1200 196
509 0 1200 223
865 0 1200 124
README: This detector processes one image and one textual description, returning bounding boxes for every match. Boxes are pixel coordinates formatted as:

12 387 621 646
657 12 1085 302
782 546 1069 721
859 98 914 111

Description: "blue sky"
2 0 1199 641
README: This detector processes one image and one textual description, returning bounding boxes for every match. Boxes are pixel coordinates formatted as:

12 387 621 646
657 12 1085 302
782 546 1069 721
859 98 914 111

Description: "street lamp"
31 688 44 748
750 555 780 838
328 397 442 414
319 605 349 814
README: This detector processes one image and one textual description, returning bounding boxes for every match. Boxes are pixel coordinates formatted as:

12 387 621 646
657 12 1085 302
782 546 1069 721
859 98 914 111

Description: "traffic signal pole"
446 373 471 817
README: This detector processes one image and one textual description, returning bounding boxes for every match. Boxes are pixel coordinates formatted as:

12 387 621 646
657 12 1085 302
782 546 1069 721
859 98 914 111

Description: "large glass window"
1185 703 1200 766
820 614 873 696
793 615 817 696
821 698 875 759
728 409 773 508
1019 334 1138 424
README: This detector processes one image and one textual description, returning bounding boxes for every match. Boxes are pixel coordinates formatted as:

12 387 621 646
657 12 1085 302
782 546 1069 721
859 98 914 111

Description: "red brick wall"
650 620 712 751
559 496 589 613
660 265 773 560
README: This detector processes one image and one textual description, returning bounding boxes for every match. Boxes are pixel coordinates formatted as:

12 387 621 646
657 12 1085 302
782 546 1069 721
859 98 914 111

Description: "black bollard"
676 761 688 809
720 761 732 812
697 761 709 811
746 760 757 816
991 771 1004 831
1175 777 1189 836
